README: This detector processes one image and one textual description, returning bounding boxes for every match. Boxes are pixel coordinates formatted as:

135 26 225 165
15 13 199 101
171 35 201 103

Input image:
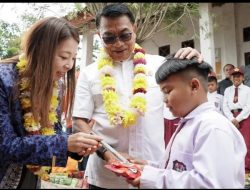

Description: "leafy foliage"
66 3 200 44
0 3 76 59
0 20 21 59
0 3 200 59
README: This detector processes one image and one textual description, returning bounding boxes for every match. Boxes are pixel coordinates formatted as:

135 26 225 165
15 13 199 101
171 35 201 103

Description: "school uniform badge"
173 160 186 172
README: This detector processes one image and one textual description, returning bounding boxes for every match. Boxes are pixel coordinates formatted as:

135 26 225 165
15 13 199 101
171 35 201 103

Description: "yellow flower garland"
98 43 147 128
16 54 59 177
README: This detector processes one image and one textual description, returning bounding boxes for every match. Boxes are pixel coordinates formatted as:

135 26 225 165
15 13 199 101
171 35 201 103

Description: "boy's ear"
190 78 200 92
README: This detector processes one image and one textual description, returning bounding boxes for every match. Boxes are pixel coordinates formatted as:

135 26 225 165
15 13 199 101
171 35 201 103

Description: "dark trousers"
18 167 38 189
78 156 89 171
89 184 107 189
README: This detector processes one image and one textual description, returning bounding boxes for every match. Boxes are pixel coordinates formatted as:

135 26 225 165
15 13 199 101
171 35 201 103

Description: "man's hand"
102 150 120 164
72 117 95 133
103 151 138 164
174 47 203 63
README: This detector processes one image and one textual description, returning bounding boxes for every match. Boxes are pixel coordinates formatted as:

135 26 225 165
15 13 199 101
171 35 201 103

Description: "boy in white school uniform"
223 67 250 174
127 55 247 188
207 75 224 114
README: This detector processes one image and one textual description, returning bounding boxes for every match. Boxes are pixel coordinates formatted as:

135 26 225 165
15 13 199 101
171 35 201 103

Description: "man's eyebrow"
103 28 131 35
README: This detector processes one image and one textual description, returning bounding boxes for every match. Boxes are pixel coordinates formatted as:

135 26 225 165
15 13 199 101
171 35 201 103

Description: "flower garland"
16 54 59 177
97 43 147 128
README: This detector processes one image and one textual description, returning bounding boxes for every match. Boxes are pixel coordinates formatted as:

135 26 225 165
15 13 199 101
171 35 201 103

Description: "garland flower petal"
16 54 59 178
97 44 147 128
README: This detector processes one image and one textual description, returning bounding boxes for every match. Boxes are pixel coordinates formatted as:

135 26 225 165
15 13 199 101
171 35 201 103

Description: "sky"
0 3 101 67
0 3 81 24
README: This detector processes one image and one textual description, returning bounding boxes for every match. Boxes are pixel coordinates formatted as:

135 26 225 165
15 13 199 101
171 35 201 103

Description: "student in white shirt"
127 55 246 188
223 67 250 174
207 75 224 114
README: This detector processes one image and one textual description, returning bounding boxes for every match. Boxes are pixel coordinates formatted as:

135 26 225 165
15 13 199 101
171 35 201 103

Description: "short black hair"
96 3 135 29
155 54 212 89
208 76 217 83
223 63 234 71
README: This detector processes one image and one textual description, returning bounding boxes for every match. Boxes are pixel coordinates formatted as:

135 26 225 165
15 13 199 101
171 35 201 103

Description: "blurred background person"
217 64 235 95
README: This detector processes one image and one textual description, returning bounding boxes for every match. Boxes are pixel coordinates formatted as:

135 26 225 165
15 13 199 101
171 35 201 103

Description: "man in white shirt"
217 64 235 95
223 67 250 174
72 4 203 189
127 56 246 188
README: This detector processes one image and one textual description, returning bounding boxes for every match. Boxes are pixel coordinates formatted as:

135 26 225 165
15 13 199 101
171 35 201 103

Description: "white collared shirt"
223 83 250 122
207 91 224 114
140 102 246 188
73 54 165 188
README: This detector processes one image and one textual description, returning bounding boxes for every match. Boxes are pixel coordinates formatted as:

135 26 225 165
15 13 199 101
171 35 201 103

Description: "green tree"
66 3 200 44
0 3 76 59
0 20 21 59
19 3 64 31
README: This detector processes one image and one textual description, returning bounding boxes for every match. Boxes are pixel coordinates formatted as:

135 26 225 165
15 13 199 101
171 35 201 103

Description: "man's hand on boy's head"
174 47 203 63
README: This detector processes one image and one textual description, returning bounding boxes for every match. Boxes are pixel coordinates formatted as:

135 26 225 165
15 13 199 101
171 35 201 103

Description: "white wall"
141 3 250 79
211 3 238 79
141 16 200 56
235 3 250 67
79 31 94 69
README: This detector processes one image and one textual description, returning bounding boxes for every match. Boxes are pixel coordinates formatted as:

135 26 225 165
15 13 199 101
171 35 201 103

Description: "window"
159 45 170 57
181 39 194 48
245 52 250 66
212 3 225 7
243 27 250 42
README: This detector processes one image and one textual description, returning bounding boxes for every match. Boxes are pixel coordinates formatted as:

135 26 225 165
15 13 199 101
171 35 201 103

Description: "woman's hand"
67 132 102 156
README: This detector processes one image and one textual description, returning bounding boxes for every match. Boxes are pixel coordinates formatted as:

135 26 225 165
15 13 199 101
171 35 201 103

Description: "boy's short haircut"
208 76 218 83
155 54 212 89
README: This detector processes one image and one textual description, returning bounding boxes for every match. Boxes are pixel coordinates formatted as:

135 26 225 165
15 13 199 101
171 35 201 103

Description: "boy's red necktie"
233 87 238 103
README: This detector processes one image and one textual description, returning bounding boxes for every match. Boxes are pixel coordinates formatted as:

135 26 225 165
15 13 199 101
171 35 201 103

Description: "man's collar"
113 53 134 64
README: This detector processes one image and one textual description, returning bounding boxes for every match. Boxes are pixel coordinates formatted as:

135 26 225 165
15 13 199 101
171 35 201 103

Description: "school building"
71 3 250 81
